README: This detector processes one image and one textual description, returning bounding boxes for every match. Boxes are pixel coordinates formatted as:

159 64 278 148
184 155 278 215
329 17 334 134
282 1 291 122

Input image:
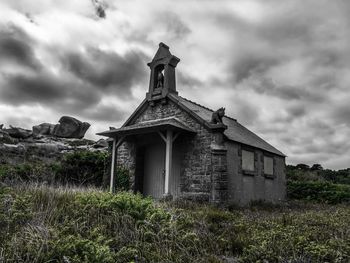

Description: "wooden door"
170 143 182 198
143 143 165 198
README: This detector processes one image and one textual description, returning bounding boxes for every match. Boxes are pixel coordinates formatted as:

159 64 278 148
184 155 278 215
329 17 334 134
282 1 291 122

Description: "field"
0 183 349 263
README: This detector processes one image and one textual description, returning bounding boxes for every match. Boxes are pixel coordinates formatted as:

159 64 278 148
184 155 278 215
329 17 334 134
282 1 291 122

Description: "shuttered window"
242 150 254 171
264 156 274 175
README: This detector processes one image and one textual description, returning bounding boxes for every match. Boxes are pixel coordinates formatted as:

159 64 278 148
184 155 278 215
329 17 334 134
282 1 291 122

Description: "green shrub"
0 162 58 183
74 191 162 221
287 181 350 204
0 151 131 190
115 166 130 191
56 151 108 186
286 165 350 185
48 234 115 263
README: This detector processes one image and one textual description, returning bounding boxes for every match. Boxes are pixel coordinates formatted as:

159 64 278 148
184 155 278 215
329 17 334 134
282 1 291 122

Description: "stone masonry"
116 98 222 202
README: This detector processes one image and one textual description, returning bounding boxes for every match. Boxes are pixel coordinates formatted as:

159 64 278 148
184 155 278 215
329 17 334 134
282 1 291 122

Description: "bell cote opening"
146 42 180 104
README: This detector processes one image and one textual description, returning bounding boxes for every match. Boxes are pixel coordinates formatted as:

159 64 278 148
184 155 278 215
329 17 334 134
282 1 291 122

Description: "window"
242 150 254 171
264 156 274 175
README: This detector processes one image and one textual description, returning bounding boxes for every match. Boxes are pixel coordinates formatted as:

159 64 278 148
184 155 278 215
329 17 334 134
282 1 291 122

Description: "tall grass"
1 183 349 263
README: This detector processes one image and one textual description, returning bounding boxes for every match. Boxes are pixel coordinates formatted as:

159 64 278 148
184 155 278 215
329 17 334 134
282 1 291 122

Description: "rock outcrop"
52 116 90 139
93 139 108 148
0 116 105 165
32 116 90 139
4 126 33 139
33 123 56 136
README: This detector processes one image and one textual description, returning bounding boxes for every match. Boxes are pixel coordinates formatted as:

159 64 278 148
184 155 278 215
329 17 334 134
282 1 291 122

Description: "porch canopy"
97 117 196 195
97 117 196 138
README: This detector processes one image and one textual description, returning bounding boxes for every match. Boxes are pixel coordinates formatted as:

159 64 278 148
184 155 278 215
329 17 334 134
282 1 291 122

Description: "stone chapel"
98 43 286 205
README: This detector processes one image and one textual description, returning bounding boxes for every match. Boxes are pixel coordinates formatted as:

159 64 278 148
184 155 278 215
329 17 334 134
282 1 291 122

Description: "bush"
0 151 131 190
287 165 350 185
287 181 350 204
0 162 58 183
56 151 108 186
115 166 130 191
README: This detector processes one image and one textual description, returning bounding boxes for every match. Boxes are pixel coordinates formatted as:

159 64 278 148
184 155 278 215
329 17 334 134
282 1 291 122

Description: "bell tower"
146 42 180 104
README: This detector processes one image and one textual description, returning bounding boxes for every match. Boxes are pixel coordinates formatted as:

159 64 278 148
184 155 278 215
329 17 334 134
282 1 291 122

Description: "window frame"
241 148 256 176
262 153 276 179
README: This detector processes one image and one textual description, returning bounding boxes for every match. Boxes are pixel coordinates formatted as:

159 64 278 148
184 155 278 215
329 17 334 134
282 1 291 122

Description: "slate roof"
170 94 285 157
97 117 196 137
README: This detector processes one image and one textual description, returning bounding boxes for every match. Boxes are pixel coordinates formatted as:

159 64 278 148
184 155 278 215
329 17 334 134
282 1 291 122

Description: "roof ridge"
178 95 237 122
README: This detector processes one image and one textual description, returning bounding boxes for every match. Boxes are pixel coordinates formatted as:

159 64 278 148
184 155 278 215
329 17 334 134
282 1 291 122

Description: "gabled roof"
169 94 286 157
98 92 285 157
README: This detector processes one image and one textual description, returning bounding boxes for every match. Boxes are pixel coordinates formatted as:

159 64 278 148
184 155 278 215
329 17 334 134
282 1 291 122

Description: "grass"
0 183 349 263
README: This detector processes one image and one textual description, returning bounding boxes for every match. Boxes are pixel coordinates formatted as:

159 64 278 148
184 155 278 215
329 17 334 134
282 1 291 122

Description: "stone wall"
116 141 137 189
118 99 214 201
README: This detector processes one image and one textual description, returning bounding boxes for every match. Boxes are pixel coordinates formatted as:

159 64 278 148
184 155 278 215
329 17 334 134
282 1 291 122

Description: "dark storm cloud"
245 77 324 102
0 24 41 70
3 73 62 102
233 55 279 83
64 47 147 97
1 71 101 112
0 24 150 116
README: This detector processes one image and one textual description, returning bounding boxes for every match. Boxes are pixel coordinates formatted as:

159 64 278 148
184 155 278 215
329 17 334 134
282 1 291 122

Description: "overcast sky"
0 0 349 169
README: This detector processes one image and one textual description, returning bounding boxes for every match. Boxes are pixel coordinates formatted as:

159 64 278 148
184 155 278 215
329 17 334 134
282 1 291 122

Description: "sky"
0 0 350 169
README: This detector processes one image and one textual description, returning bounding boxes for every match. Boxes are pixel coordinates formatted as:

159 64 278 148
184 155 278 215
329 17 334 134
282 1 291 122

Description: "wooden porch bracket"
172 132 180 142
157 131 167 142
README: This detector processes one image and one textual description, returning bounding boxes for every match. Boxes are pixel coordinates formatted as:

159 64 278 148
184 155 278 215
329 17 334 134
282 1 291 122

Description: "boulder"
0 129 18 144
0 124 3 130
52 116 90 139
93 139 108 148
33 123 56 136
4 126 32 139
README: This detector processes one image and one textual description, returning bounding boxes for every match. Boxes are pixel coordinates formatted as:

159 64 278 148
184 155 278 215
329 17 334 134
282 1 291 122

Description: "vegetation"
288 181 350 204
286 164 350 204
287 164 350 185
1 156 349 262
0 150 129 190
0 184 349 263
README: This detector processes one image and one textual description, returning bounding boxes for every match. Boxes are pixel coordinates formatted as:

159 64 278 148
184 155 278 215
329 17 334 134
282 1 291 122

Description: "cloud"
160 12 191 40
232 55 280 83
81 103 127 122
64 47 148 97
0 24 41 70
1 71 101 112
0 0 350 169
91 0 107 19
329 100 350 128
177 71 203 88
